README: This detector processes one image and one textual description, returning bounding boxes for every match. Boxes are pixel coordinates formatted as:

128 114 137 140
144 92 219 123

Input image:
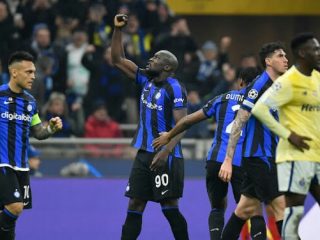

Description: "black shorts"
0 167 32 209
206 161 243 208
125 150 184 202
241 157 281 203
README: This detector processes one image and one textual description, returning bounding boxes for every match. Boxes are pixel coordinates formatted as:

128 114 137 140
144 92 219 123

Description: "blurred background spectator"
28 145 42 177
84 101 123 157
42 92 77 137
0 0 317 141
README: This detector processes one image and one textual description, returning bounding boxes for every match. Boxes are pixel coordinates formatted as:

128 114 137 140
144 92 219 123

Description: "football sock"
162 207 189 240
250 215 266 240
276 220 283 237
0 208 18 240
282 206 304 240
121 210 142 240
208 208 224 240
221 212 246 240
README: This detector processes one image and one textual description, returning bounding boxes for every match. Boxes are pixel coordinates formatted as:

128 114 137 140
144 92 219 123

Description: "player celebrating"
111 14 189 240
0 51 62 240
252 33 320 239
152 67 259 239
219 42 288 240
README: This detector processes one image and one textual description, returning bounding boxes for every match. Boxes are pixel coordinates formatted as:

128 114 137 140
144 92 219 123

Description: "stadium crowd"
0 0 257 138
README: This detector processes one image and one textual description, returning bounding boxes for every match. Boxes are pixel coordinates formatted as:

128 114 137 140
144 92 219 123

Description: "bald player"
111 14 189 240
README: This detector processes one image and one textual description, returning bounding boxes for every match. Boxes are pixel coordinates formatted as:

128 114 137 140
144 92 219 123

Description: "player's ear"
265 57 272 67
9 67 17 78
164 65 171 72
298 48 306 58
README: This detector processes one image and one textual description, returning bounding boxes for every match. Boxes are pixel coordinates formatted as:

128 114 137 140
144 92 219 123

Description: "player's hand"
150 149 170 171
288 131 312 152
49 117 63 133
114 14 128 28
218 157 233 182
152 132 170 150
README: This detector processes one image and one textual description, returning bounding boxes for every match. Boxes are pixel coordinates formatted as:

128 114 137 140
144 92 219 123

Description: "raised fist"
114 14 128 28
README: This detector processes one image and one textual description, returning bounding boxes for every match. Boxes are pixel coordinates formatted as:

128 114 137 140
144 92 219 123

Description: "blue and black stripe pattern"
241 71 278 158
203 89 246 167
0 84 38 170
132 70 187 158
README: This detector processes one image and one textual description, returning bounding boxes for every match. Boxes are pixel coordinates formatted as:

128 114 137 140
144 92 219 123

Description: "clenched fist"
114 14 128 28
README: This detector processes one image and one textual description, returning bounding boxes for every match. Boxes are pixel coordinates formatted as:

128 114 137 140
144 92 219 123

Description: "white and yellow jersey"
252 66 320 163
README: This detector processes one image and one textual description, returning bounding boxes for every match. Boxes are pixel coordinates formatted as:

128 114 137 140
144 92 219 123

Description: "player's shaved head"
291 32 315 58
157 50 179 72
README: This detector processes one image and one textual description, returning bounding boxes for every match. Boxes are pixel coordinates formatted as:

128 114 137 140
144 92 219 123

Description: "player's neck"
8 81 23 93
295 62 313 76
265 68 280 81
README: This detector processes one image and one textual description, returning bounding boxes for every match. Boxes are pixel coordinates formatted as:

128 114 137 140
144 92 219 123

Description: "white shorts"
277 161 320 195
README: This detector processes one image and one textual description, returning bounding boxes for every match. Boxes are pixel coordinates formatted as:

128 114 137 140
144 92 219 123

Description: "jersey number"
155 174 169 188
225 105 242 136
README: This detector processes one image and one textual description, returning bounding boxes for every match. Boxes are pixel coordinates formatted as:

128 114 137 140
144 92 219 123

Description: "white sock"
282 206 304 240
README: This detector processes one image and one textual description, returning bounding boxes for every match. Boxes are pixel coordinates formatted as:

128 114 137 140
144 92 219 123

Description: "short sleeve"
259 77 293 109
171 83 187 109
135 69 148 86
241 73 271 112
202 95 221 118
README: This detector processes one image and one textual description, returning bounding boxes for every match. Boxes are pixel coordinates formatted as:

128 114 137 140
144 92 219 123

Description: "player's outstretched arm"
152 109 207 150
31 117 63 140
219 108 250 182
150 108 188 171
111 14 138 80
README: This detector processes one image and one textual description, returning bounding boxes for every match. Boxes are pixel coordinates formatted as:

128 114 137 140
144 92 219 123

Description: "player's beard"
143 68 160 79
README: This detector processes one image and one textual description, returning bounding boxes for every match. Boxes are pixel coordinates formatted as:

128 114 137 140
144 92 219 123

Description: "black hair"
238 67 260 85
291 32 315 57
8 51 34 66
259 42 285 68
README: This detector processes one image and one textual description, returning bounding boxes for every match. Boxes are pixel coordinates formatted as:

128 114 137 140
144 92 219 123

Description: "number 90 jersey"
202 88 247 167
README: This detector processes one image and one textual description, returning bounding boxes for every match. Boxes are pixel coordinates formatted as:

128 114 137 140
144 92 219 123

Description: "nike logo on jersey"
23 202 29 206
161 190 169 195
4 101 13 104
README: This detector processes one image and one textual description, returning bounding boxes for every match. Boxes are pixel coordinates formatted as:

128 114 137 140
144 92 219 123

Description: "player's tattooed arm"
226 108 251 159
31 117 63 140
31 123 53 140
219 108 251 182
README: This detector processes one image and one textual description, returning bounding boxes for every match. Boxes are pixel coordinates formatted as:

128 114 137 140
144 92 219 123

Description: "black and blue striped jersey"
241 71 278 158
132 69 187 158
0 84 41 171
203 89 246 167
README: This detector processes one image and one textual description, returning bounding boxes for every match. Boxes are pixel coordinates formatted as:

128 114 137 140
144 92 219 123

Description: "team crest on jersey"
299 178 305 187
27 104 33 112
155 92 161 99
248 89 258 99
272 82 282 91
14 189 20 198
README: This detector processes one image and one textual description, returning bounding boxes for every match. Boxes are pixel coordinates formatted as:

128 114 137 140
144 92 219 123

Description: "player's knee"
128 198 147 212
5 202 24 216
236 203 261 219
160 198 178 208
269 196 285 220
